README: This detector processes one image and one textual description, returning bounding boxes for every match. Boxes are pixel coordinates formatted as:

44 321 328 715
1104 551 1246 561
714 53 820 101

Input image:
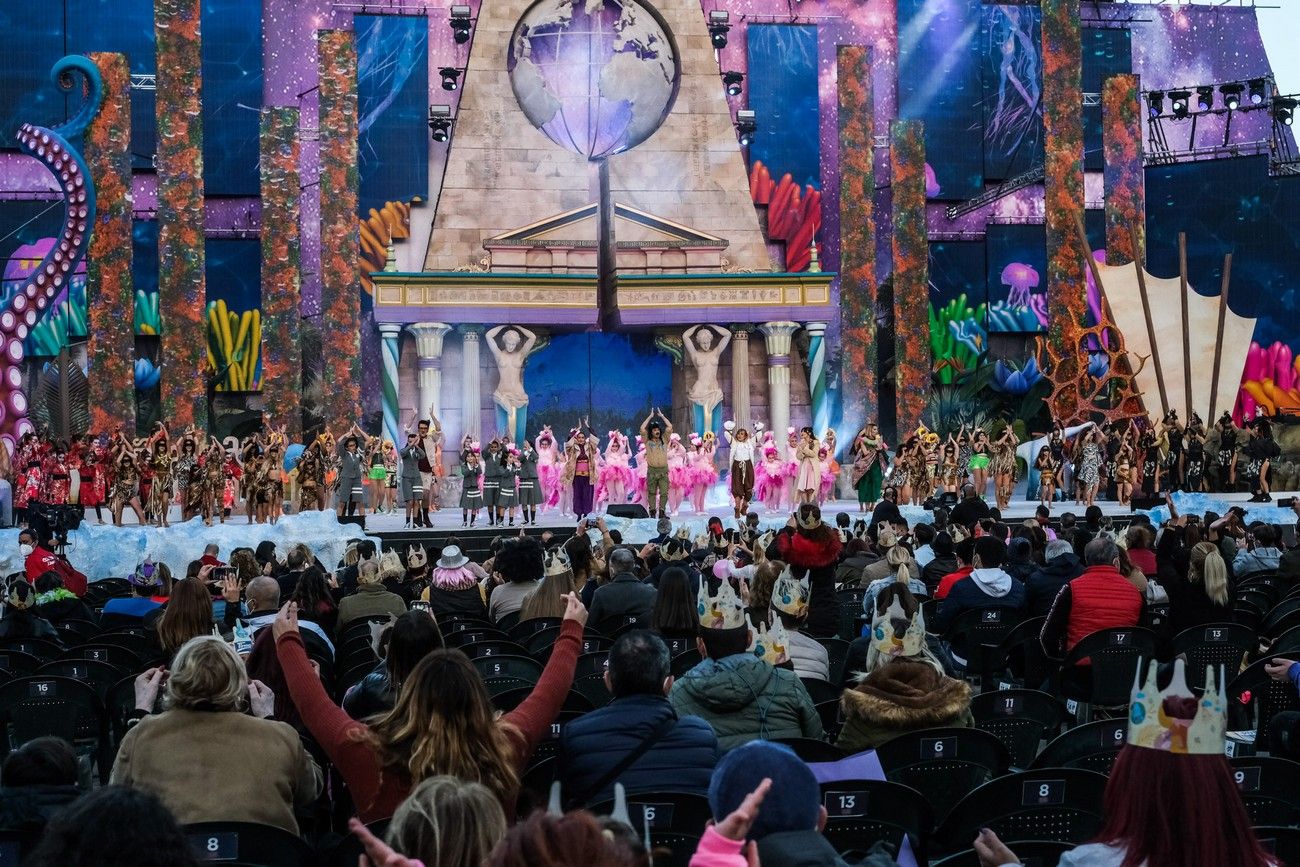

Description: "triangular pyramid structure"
421 0 775 274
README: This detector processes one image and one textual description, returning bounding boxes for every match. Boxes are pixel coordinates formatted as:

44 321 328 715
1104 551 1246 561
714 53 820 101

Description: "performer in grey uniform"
398 432 425 529
517 438 541 526
481 439 504 526
335 424 368 518
460 450 483 527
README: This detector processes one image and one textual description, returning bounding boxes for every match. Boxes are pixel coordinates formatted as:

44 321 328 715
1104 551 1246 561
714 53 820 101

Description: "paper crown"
1127 658 1226 755
747 613 789 666
406 543 428 570
544 549 572 578
869 589 926 661
770 565 809 618
795 509 822 531
698 579 747 630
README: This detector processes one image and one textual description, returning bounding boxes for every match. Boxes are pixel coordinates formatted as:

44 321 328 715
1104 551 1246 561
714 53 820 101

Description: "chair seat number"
27 681 55 698
824 790 868 817
1234 766 1261 792
639 804 672 828
999 696 1022 716
1204 628 1227 642
1021 779 1065 806
921 736 956 759
1101 724 1125 747
1109 632 1131 645
190 832 239 860
982 610 1002 623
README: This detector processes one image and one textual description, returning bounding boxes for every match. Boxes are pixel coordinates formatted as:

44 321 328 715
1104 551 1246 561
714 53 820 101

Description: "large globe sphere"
507 0 680 161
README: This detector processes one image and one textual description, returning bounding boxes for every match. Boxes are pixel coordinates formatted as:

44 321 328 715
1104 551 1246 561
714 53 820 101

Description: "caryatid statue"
486 324 538 445
683 324 731 437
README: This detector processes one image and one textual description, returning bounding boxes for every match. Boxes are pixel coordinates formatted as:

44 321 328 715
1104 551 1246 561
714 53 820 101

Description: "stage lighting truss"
708 10 730 49
735 109 756 147
449 5 472 45
1146 76 1273 121
439 67 462 92
722 71 744 98
428 104 453 143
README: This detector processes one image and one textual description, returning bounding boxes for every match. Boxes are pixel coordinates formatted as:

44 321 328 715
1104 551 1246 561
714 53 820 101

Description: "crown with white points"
1127 658 1226 755
747 613 789 666
869 588 926 661
770 564 810 618
544 549 571 578
698 577 747 630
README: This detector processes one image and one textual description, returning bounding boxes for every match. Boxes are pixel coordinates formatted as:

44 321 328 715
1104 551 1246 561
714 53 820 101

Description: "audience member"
933 536 1026 636
486 809 649 867
650 565 699 642
0 737 80 833
111 635 322 833
489 537 545 623
587 547 657 630
519 550 579 621
1124 525 1157 577
948 484 991 530
1025 539 1083 618
0 582 60 641
155 577 217 657
559 631 718 805
101 562 165 623
766 504 842 637
1165 541 1232 635
921 531 959 595
374 776 507 867
25 785 202 867
769 567 830 681
933 536 976 600
1002 536 1037 583
343 609 444 720
422 545 489 621
18 528 86 596
862 543 928 615
336 558 407 635
1234 523 1283 579
33 572 97 625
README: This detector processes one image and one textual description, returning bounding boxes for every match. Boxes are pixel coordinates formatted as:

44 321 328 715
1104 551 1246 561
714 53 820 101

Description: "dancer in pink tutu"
817 444 836 505
598 430 633 507
783 427 800 510
755 444 785 513
687 432 718 514
535 425 562 512
666 432 689 516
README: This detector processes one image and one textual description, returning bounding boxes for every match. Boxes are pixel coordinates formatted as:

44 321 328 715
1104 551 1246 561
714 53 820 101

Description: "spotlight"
735 108 756 147
1169 90 1191 118
439 67 462 91
1196 86 1214 112
722 71 744 97
1147 91 1164 118
450 6 472 45
1220 83 1243 111
428 104 452 142
708 11 730 49
1249 78 1267 105
1275 97 1297 126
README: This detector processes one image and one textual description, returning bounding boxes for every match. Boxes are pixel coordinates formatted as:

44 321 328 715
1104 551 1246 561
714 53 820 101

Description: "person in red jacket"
1040 536 1146 693
933 536 975 601
274 590 585 823
18 528 86 597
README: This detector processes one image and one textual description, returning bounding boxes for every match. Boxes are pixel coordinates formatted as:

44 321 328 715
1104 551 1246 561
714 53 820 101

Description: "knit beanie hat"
707 741 819 841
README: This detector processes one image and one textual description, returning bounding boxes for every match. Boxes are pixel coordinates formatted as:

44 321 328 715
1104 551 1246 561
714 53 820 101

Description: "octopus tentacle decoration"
6 56 103 449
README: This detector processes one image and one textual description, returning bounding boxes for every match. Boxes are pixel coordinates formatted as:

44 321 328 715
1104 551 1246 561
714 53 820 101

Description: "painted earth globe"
507 0 680 160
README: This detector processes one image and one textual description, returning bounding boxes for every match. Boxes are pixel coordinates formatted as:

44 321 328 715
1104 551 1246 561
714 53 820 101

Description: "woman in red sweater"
273 593 585 822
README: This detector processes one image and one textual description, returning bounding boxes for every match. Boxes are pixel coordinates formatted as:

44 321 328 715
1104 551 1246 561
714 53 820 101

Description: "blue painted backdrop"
745 24 820 191
357 14 429 217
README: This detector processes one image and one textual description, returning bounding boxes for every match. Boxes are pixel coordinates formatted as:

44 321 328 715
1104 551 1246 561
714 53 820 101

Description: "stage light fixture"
428 104 452 142
1220 83 1243 111
449 6 472 44
1196 86 1214 112
708 11 730 49
736 108 756 147
439 67 462 91
1249 78 1267 105
722 71 744 97
1275 97 1297 126
1169 90 1191 118
1147 91 1164 118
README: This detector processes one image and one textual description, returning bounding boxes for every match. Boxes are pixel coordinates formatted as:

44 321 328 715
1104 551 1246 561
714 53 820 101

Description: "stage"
10 489 1294 580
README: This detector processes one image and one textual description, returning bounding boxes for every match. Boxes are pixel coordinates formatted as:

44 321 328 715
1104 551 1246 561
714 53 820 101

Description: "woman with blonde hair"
111 635 321 833
276 591 586 821
156 578 217 657
1166 540 1232 634
379 776 507 867
337 557 408 635
862 543 928 614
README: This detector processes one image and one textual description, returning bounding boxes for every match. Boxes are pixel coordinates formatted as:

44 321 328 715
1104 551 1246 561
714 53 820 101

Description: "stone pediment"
483 202 731 274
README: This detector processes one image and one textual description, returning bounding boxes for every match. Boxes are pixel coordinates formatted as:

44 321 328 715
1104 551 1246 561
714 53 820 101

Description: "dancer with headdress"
666 431 689 515
296 435 329 513
850 423 886 513
565 420 600 523
640 408 672 519
687 432 718 515
334 424 369 518
794 427 821 506
783 428 800 510
534 426 561 513
143 423 174 527
755 444 785 514
598 430 633 507
724 420 756 519
174 431 200 521
990 425 1019 511
198 437 224 525
108 431 145 527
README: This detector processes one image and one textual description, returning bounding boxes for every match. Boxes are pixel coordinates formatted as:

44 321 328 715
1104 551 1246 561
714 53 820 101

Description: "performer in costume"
937 437 960 497
640 409 672 519
565 422 600 522
335 425 368 518
991 425 1019 512
108 432 145 527
783 428 800 510
724 420 756 519
80 440 107 525
794 427 821 506
632 436 648 507
535 426 561 513
398 431 426 529
1184 424 1206 493
414 411 443 526
1114 440 1134 507
366 436 388 514
199 438 224 525
144 424 174 527
599 430 633 508
968 429 991 499
1213 412 1238 492
817 443 836 506
687 433 718 515
500 447 521 526
1077 425 1103 508
850 424 886 511
174 434 199 520
666 432 689 515
459 449 483 527
756 445 784 513
1161 411 1185 491
481 439 504 526
296 437 328 513
517 437 541 526
1034 445 1058 507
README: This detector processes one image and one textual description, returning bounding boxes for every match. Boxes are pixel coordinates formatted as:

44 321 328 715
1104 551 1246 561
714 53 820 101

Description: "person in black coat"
558 631 718 807
948 484 992 531
0 737 80 834
342 610 443 720
587 549 657 632
0 582 60 642
922 532 960 596
32 572 97 625
1025 540 1085 617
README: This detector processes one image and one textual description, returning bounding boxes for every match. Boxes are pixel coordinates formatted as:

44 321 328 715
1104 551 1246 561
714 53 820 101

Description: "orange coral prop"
358 200 411 296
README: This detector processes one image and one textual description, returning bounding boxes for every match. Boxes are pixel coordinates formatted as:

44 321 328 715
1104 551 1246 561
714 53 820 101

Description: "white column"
408 322 452 425
459 325 483 443
760 321 800 456
730 325 752 425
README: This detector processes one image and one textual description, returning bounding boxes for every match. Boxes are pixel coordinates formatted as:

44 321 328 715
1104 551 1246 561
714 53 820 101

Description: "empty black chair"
874 727 1012 827
0 637 63 661
836 588 867 640
943 607 1022 678
815 699 845 742
932 839 1072 866
61 643 144 671
491 685 593 715
458 640 530 661
592 614 648 638
670 649 702 677
978 616 1049 691
1228 658 1300 752
106 673 147 750
661 635 695 658
1053 627 1158 712
0 650 42 679
571 651 608 681
440 617 497 636
1264 608 1300 643
522 626 563 657
800 677 840 705
935 768 1108 853
0 675 107 777
819 779 933 863
36 658 123 702
1234 599 1266 631
1028 719 1128 775
93 628 161 661
444 627 511 648
495 611 521 633
970 689 1069 768
818 637 852 686
1230 756 1300 827
183 821 315 867
510 616 561 641
773 737 844 763
1268 624 1300 657
569 672 613 708
53 619 99 645
1170 623 1254 676
1255 825 1300 867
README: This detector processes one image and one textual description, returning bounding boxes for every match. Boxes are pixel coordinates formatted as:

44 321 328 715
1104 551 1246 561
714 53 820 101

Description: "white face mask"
18 544 33 558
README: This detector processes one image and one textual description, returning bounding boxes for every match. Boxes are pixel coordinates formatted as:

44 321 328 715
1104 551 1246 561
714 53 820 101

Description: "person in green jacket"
669 579 822 751
835 575 973 755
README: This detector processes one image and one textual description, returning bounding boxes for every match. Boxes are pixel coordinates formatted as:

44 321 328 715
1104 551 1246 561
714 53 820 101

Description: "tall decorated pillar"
760 322 800 454
837 45 878 416
729 325 752 426
1103 73 1145 267
259 106 302 439
459 325 483 443
890 119 931 435
805 322 830 439
377 323 403 446
409 323 452 427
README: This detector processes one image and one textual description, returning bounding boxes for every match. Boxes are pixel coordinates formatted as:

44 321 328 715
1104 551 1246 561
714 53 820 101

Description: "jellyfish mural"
2 57 102 451
1001 262 1040 308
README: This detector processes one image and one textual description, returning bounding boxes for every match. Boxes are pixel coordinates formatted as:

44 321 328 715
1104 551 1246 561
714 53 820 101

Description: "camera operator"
17 528 86 597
